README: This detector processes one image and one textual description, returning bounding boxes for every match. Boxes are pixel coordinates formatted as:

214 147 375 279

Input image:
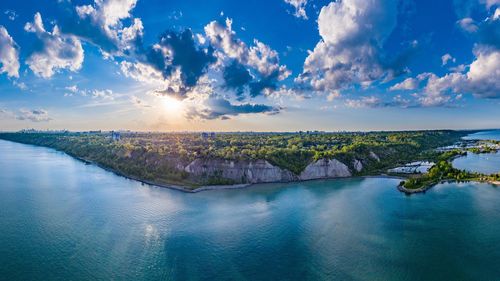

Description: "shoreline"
40 145 409 193
398 179 500 195
2 139 495 195
1 139 406 193
82 155 406 193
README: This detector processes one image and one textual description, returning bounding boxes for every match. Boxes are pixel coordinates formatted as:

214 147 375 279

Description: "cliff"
183 157 353 184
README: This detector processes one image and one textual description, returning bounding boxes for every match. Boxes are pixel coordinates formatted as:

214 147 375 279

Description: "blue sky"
0 0 498 131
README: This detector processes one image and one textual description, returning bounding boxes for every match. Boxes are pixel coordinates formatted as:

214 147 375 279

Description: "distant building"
111 131 121 141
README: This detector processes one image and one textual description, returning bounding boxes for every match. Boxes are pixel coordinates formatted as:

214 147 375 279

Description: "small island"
0 129 498 193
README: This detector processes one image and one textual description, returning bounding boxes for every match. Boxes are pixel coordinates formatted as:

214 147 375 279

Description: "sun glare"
162 96 183 114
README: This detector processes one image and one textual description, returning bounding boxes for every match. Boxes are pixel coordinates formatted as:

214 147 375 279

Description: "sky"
0 0 498 132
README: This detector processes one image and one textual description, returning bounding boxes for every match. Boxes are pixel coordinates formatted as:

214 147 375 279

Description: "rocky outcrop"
183 157 353 184
299 159 351 180
184 159 296 183
353 159 363 172
369 151 380 162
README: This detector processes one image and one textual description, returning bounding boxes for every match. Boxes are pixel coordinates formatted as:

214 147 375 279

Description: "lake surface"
2 140 500 280
462 130 500 141
452 151 500 174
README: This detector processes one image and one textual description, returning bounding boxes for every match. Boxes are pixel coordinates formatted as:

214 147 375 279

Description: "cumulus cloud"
204 18 290 98
16 109 52 122
297 0 400 93
441 53 456 66
76 0 137 27
0 26 20 78
144 29 216 94
118 17 291 119
284 0 308 19
17 2 289 120
64 85 117 101
389 77 419 91
120 61 164 84
458 17 479 32
187 95 281 120
25 13 84 78
466 46 500 98
416 72 466 106
402 4 499 106
61 0 143 56
326 91 341 101
410 47 498 106
90 89 115 100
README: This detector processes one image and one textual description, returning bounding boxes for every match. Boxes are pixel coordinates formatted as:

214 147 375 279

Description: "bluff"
183 157 354 184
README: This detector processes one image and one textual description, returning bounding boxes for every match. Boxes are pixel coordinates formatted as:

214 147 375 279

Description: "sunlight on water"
1 140 500 280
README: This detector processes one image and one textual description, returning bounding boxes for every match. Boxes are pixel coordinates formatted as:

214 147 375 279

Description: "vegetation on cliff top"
0 130 467 187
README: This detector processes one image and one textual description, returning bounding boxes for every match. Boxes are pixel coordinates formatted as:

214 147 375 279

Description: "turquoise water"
462 130 500 141
2 140 500 280
452 152 500 174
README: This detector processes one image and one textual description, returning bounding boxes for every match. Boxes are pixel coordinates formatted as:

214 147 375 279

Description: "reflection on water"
1 140 500 280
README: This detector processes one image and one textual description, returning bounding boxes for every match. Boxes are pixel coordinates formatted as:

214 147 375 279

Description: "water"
452 152 500 174
2 140 500 280
453 130 500 174
462 130 500 141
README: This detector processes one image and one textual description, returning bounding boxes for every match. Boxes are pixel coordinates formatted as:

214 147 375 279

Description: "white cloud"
326 91 340 101
441 53 456 66
4 10 18 21
76 0 137 27
389 77 419 91
25 13 84 78
417 72 465 106
284 0 308 19
16 109 52 122
13 81 27 90
412 47 499 105
204 18 290 80
65 85 79 93
90 89 115 100
449 64 467 72
297 0 398 92
0 26 20 78
345 96 383 108
71 0 142 56
120 61 164 84
458 17 479 32
466 46 500 98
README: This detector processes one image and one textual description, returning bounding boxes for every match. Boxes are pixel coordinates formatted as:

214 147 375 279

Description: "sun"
162 96 183 114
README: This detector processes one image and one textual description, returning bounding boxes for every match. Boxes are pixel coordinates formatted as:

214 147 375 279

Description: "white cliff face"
299 159 351 180
353 159 363 172
369 151 380 162
184 158 352 184
184 159 296 183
